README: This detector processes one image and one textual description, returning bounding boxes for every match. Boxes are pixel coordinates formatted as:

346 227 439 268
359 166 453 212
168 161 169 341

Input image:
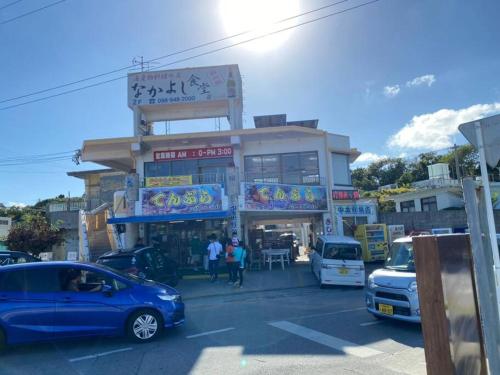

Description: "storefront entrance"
147 219 227 274
245 214 324 261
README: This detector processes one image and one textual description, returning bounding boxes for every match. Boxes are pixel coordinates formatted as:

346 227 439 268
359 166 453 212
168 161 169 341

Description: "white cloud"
388 102 500 150
406 74 436 88
353 152 388 166
6 202 27 208
383 85 400 98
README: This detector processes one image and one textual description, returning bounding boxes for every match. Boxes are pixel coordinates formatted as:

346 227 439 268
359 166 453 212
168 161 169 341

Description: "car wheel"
127 310 163 343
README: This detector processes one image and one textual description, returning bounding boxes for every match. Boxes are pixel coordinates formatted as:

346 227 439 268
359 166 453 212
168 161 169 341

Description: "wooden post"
413 235 487 375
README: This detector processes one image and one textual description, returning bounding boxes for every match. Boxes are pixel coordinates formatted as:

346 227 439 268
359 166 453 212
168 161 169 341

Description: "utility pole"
453 144 461 180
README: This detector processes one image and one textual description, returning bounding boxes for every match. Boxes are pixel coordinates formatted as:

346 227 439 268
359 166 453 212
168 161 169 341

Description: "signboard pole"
474 121 500 319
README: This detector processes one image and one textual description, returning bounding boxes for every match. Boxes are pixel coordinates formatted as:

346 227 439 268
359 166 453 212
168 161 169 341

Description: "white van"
310 235 365 287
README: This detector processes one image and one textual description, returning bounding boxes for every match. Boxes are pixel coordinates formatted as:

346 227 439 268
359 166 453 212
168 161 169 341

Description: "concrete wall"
379 210 500 233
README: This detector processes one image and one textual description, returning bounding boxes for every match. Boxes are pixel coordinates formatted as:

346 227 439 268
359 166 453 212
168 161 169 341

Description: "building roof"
67 168 121 179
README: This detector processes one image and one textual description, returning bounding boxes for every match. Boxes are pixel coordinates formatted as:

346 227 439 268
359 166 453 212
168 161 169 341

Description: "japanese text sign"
335 205 374 216
154 146 233 162
332 189 360 200
128 65 241 107
141 185 222 216
243 183 327 211
145 176 193 187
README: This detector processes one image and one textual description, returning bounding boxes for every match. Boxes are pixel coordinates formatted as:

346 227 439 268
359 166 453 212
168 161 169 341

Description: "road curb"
182 283 318 301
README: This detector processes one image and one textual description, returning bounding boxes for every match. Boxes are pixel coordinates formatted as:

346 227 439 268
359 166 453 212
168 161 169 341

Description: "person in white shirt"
207 235 222 282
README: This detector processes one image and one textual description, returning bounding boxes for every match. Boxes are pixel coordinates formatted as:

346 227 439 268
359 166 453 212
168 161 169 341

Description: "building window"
400 200 415 213
244 152 320 185
421 196 438 212
332 153 351 186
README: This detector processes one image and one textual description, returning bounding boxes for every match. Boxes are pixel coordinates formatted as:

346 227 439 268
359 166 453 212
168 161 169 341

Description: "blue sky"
1 0 500 205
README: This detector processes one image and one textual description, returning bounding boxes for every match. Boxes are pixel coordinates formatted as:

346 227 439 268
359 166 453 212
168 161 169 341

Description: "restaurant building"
75 64 375 270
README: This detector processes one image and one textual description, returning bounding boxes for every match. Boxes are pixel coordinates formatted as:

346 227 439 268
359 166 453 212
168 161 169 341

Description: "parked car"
0 250 40 266
0 261 184 349
97 246 179 286
366 233 500 324
365 236 420 323
310 235 365 287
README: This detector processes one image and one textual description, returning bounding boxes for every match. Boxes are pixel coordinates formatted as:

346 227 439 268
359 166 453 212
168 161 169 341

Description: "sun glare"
219 0 301 52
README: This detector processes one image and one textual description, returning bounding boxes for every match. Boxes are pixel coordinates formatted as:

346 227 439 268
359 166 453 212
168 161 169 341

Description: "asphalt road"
0 286 426 375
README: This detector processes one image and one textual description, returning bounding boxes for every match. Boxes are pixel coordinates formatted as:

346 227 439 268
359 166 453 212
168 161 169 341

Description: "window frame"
331 153 352 187
244 151 320 185
420 196 438 212
400 200 416 213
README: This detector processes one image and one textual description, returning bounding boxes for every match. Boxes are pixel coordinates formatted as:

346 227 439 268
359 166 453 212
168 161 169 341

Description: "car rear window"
323 244 362 260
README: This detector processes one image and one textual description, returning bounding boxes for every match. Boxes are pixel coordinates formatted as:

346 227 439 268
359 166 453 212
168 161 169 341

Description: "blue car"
0 261 184 349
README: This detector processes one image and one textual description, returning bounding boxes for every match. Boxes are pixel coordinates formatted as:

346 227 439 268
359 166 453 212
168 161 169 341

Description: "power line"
0 150 74 162
0 0 67 26
0 0 382 111
0 0 351 105
0 0 24 11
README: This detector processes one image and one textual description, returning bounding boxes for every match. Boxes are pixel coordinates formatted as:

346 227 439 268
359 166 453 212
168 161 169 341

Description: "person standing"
207 235 222 282
225 238 236 284
232 242 247 288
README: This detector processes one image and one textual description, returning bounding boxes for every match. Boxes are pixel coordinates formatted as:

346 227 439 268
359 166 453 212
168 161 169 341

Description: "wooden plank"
413 236 454 375
414 235 487 375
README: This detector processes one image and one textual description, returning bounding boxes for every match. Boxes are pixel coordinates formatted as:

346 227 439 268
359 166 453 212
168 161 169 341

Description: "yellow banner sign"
146 176 193 187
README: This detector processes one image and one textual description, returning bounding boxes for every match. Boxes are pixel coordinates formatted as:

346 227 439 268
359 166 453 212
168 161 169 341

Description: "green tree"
362 187 414 213
407 152 441 181
6 214 63 256
351 167 378 191
440 144 479 178
366 158 407 187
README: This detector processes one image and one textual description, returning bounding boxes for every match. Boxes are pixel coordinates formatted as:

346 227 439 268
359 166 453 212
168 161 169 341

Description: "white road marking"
360 320 384 327
68 347 133 363
269 321 383 358
273 306 366 322
186 327 235 339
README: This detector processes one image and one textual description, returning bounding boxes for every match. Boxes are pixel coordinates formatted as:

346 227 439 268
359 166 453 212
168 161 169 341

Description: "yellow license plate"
338 267 349 275
378 304 393 315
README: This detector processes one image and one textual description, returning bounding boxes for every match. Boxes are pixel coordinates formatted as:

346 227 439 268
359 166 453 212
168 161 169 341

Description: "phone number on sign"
157 96 196 104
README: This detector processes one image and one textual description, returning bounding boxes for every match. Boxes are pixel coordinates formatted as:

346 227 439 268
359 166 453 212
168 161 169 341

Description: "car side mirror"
102 284 114 297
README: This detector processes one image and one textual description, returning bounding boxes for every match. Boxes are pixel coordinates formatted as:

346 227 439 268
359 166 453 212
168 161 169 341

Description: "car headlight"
408 281 417 293
368 274 376 289
158 294 179 301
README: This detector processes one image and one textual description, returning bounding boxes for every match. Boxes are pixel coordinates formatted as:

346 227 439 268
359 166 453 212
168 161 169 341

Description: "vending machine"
355 224 389 262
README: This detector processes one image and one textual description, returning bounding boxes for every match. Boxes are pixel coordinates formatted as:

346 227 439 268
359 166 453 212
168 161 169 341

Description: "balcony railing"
412 178 461 189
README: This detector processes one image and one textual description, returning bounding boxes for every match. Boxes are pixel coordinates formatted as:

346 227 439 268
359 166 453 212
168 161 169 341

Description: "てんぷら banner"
244 183 328 211
141 185 222 215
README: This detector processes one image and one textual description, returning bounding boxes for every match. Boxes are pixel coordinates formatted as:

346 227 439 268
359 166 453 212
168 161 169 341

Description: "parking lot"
0 269 426 375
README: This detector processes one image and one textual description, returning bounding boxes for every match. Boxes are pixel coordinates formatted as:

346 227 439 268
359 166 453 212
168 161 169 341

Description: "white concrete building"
74 64 376 270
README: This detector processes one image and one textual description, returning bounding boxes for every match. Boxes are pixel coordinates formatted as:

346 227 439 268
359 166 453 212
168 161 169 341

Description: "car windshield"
385 242 415 272
323 243 362 260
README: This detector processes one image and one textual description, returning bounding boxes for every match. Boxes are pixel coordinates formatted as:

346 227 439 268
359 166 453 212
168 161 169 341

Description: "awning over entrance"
107 211 229 224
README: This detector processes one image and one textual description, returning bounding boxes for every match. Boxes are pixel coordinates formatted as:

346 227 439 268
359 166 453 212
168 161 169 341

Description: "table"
261 249 290 271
